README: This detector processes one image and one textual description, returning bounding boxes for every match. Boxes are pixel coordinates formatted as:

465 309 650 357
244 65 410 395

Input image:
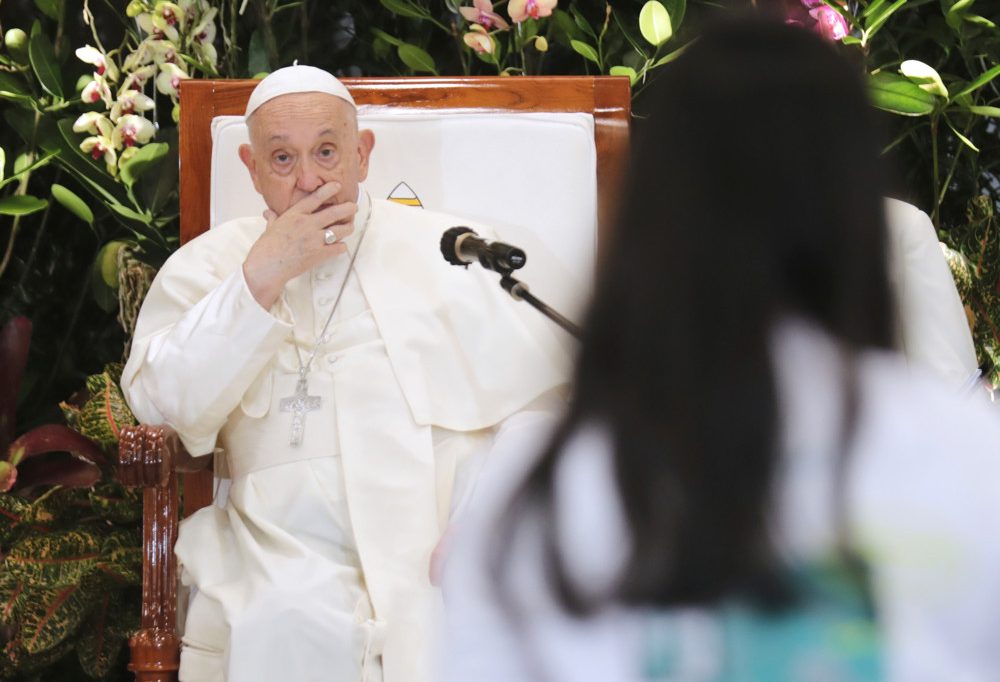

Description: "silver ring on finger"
323 228 338 245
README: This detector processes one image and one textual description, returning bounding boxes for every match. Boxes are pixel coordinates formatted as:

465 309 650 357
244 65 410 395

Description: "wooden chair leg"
120 429 181 682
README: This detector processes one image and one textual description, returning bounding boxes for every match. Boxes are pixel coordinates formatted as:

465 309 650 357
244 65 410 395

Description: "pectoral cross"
279 377 321 446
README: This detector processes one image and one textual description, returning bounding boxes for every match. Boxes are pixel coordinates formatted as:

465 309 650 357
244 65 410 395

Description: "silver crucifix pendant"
279 377 322 446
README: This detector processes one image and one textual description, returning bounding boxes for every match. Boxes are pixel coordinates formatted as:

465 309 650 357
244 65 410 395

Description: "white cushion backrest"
210 109 598 321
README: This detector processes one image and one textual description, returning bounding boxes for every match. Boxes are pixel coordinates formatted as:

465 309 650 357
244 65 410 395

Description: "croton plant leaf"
18 582 96 654
95 527 142 585
4 529 101 588
89 481 142 525
76 586 138 677
73 363 136 454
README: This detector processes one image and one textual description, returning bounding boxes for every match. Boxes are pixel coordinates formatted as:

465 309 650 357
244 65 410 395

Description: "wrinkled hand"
243 181 357 309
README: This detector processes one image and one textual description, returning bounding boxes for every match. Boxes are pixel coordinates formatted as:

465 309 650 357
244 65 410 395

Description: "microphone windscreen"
440 226 475 266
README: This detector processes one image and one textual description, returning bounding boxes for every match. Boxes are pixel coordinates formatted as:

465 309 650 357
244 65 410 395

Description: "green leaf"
639 1 673 46
864 0 906 37
952 64 1000 99
571 40 600 65
964 14 996 27
570 6 598 40
379 0 428 20
28 20 63 99
95 528 142 583
397 44 438 75
610 65 638 86
19 583 95 654
0 495 34 546
945 0 975 30
51 184 93 225
76 589 134 678
119 141 169 188
0 194 47 216
32 0 63 21
107 201 151 224
247 29 270 77
136 128 178 215
651 42 689 68
371 27 404 48
0 72 29 98
552 9 583 43
2 151 57 189
862 0 889 17
5 530 100 588
967 105 1000 117
89 481 141 525
944 117 979 152
662 0 686 31
868 71 937 116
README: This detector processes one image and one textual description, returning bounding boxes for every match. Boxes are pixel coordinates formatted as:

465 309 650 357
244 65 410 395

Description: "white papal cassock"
121 189 571 682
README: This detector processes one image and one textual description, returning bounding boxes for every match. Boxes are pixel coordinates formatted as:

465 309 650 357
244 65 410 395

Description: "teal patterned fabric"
641 561 883 681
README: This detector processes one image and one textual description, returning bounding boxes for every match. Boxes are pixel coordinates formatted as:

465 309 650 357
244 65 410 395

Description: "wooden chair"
117 76 631 682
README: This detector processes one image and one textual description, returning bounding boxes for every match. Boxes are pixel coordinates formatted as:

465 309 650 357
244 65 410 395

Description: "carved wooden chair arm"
118 424 211 488
117 423 211 682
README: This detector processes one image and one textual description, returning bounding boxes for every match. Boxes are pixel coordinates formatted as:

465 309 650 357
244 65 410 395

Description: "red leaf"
11 453 101 494
0 317 31 454
6 424 107 467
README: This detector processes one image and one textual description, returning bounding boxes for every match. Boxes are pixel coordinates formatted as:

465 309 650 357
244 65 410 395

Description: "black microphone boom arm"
440 227 582 339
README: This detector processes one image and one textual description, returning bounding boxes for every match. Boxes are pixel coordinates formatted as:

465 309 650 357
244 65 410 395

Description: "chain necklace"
279 190 373 446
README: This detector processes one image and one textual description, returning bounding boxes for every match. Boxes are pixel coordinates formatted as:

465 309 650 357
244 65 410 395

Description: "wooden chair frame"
117 76 630 682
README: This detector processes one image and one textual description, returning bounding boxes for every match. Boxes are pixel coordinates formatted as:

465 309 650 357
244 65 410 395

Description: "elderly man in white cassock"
121 65 569 682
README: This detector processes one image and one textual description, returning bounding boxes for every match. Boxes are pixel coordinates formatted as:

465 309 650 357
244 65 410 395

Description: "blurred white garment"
885 198 979 389
442 319 1000 682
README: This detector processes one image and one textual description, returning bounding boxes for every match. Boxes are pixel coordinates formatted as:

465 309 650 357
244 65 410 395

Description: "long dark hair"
498 17 894 614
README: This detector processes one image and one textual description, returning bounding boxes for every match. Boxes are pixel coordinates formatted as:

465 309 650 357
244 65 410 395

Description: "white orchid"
155 1 187 31
73 111 114 138
155 62 189 98
120 65 157 93
81 76 113 107
147 39 180 65
137 10 180 43
80 135 118 175
76 44 120 82
110 90 155 122
113 115 156 148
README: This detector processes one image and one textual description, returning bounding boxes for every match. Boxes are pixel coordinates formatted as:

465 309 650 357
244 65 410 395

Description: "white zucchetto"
244 65 357 118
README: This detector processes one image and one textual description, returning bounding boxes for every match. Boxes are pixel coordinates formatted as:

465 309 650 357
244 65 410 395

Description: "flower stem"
930 115 941 228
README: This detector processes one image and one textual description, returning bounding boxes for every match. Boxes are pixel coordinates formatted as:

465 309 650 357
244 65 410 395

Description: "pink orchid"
460 0 510 30
463 24 495 54
508 0 557 23
809 5 848 40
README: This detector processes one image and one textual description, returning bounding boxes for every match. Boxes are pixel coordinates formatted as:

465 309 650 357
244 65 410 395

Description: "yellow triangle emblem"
387 181 423 208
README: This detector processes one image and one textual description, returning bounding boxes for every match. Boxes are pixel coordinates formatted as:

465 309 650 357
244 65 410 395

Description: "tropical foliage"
0 0 996 677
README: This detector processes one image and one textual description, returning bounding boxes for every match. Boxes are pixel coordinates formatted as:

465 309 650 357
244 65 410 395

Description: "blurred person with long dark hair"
441 17 1000 682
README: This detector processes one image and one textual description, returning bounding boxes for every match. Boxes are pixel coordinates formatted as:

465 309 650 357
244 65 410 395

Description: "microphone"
440 226 527 274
